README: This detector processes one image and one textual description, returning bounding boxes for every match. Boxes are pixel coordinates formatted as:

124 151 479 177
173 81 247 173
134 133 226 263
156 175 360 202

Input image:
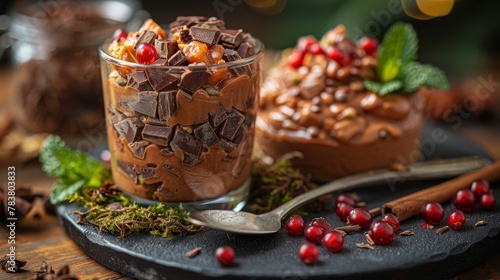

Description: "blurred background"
0 0 499 165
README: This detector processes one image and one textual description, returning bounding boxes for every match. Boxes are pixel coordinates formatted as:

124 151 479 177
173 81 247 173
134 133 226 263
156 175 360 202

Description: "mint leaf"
421 65 449 90
378 80 404 96
402 62 449 92
40 135 112 204
363 80 382 93
377 23 418 83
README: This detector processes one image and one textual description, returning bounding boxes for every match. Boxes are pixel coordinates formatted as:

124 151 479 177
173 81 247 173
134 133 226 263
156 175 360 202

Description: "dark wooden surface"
0 67 499 279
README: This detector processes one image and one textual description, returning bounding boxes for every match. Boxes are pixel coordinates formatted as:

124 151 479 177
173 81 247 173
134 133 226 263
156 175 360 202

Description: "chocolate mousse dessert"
100 17 263 203
256 23 448 181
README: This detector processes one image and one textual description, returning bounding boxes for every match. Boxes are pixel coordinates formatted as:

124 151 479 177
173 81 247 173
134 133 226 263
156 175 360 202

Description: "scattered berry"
453 189 475 212
322 231 344 252
336 194 356 206
136 43 157 64
285 214 305 236
336 202 354 222
347 208 372 229
470 179 490 200
480 193 495 210
358 36 378 56
447 210 466 231
297 36 316 53
325 46 344 63
421 222 434 230
308 42 324 55
214 246 235 266
298 243 319 265
421 202 444 225
309 217 333 233
381 213 400 232
304 225 325 244
369 221 394 245
287 51 304 68
113 28 128 42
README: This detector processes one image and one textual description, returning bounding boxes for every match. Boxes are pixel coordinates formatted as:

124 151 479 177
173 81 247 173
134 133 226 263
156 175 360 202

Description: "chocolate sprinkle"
114 119 140 143
190 26 221 46
128 140 150 159
221 109 245 140
168 50 187 66
117 160 138 183
179 70 211 93
145 68 178 91
129 91 158 118
141 124 172 146
158 91 177 120
194 122 219 148
170 127 203 162
135 30 158 49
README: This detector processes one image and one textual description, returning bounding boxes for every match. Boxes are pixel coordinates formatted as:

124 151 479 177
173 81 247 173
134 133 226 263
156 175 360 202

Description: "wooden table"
0 67 499 279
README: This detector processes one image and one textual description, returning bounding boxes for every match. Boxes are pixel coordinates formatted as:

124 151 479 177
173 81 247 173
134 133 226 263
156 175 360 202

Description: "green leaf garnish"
40 135 112 204
365 22 449 95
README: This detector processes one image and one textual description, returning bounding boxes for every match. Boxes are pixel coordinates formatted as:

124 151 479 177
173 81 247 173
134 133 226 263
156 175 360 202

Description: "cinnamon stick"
382 161 500 222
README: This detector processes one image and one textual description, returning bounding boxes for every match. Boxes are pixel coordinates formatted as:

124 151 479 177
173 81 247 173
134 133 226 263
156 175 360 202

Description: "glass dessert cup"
99 39 264 210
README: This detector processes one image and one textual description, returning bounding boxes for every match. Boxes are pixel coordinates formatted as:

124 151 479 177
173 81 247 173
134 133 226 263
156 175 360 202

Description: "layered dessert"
100 17 263 202
256 24 447 181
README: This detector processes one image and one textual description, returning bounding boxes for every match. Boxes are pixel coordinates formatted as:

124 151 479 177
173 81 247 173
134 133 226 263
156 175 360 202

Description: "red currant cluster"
287 35 378 69
421 179 495 231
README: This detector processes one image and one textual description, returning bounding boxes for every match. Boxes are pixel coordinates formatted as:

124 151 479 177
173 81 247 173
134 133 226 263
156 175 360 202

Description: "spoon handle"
270 156 491 220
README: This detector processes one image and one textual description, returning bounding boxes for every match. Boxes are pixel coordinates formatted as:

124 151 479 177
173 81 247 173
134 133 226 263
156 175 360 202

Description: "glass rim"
99 38 264 70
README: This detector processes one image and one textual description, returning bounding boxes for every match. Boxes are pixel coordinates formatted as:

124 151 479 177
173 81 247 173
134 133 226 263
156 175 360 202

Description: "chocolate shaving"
179 69 211 93
220 109 245 140
114 119 140 143
334 225 361 233
399 230 415 236
1 255 27 272
194 122 219 148
128 140 150 160
141 124 172 146
365 232 375 245
135 30 158 49
356 243 375 250
436 225 449 234
117 160 138 183
334 229 346 236
185 247 202 258
190 26 221 46
129 91 158 118
474 220 488 227
158 91 177 120
145 68 178 91
168 50 187 66
368 207 380 217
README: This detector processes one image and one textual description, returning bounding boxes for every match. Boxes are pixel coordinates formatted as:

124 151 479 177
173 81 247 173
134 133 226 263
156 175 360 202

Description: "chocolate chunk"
182 154 199 166
237 42 253 58
190 26 221 46
155 187 174 198
141 167 159 180
127 71 152 91
145 68 178 91
179 89 193 102
158 91 177 120
179 29 192 44
199 17 226 29
223 48 241 62
170 127 203 162
117 160 138 183
223 155 234 162
142 124 172 146
114 118 139 143
224 49 253 77
151 58 168 66
221 109 245 140
118 98 136 117
178 69 211 93
220 29 243 47
128 140 150 159
141 116 165 126
168 50 187 66
232 127 246 145
194 122 219 148
169 16 208 30
211 104 228 127
135 31 158 49
221 138 236 153
129 91 158 118
160 147 175 156
155 39 179 59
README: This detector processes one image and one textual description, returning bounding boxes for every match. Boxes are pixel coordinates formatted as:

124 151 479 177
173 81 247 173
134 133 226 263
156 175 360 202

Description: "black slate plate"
56 122 500 280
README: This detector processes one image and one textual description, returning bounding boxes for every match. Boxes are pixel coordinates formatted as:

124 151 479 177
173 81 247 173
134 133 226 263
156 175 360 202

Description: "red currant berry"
336 194 355 206
453 189 475 212
322 231 344 252
470 179 490 200
325 46 344 63
336 202 354 222
285 214 305 236
347 208 372 229
447 210 466 231
304 225 325 244
480 193 495 210
309 217 333 233
298 243 319 265
340 55 351 66
113 28 128 42
214 246 235 266
358 36 378 56
421 202 444 225
421 222 434 230
297 36 316 53
136 43 157 64
381 213 400 232
287 51 304 68
308 42 324 55
369 221 394 245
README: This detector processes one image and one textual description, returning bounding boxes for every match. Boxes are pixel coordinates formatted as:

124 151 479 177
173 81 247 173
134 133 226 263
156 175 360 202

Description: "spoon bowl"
188 210 281 234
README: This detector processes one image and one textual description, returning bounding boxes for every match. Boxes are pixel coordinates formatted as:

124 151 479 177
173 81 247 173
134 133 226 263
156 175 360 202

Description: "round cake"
256 25 428 181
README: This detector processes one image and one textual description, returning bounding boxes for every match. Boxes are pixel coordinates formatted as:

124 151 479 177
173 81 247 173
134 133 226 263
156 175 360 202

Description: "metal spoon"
188 156 490 234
